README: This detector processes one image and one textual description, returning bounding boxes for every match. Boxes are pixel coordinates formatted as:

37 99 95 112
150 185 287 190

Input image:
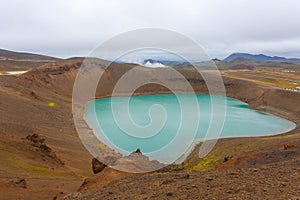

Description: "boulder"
92 158 107 174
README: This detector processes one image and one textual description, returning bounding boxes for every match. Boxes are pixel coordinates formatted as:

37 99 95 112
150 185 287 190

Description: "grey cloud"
0 0 300 59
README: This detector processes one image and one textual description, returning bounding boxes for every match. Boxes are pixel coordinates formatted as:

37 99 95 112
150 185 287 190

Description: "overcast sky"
1 0 300 60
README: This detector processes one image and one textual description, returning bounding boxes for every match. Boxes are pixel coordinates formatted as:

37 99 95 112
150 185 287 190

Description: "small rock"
30 91 39 99
135 148 141 154
252 168 259 172
162 179 173 185
166 192 173 196
183 174 190 179
92 158 107 174
13 178 27 188
224 156 230 162
280 182 286 187
26 133 45 144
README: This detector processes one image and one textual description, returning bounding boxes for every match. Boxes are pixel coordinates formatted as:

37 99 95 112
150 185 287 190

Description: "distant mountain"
223 53 300 63
0 49 58 61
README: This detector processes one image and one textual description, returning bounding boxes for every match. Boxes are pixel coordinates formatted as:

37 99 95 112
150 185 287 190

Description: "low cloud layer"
142 61 168 68
1 0 300 59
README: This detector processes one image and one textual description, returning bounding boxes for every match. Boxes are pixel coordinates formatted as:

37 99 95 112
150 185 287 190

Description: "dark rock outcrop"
112 149 165 173
26 133 64 165
92 158 107 174
91 148 165 173
11 178 27 188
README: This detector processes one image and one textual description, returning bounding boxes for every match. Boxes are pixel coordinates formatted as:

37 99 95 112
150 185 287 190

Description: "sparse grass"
0 143 75 178
16 161 75 178
191 154 222 172
182 130 300 172
253 77 296 88
96 142 114 153
225 69 300 88
187 143 248 172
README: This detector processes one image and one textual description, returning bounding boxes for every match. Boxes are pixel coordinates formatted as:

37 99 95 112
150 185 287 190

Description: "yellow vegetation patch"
48 102 57 107
185 140 263 172
191 155 222 172
96 143 114 153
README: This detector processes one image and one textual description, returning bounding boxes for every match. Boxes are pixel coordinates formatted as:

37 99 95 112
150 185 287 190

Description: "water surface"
85 94 295 162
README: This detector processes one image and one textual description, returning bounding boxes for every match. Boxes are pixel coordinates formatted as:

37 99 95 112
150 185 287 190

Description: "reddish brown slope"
0 58 299 199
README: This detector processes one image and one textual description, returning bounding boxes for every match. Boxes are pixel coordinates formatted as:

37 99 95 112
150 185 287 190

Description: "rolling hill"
0 49 60 71
0 49 58 61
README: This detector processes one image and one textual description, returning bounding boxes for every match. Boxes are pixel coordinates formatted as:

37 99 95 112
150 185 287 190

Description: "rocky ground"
66 162 300 200
66 128 300 199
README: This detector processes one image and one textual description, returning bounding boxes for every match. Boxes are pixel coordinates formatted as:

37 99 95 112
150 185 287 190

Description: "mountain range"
223 53 300 63
1 48 300 71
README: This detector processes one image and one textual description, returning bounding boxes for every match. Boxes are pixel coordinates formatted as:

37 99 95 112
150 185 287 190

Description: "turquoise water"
85 94 295 162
